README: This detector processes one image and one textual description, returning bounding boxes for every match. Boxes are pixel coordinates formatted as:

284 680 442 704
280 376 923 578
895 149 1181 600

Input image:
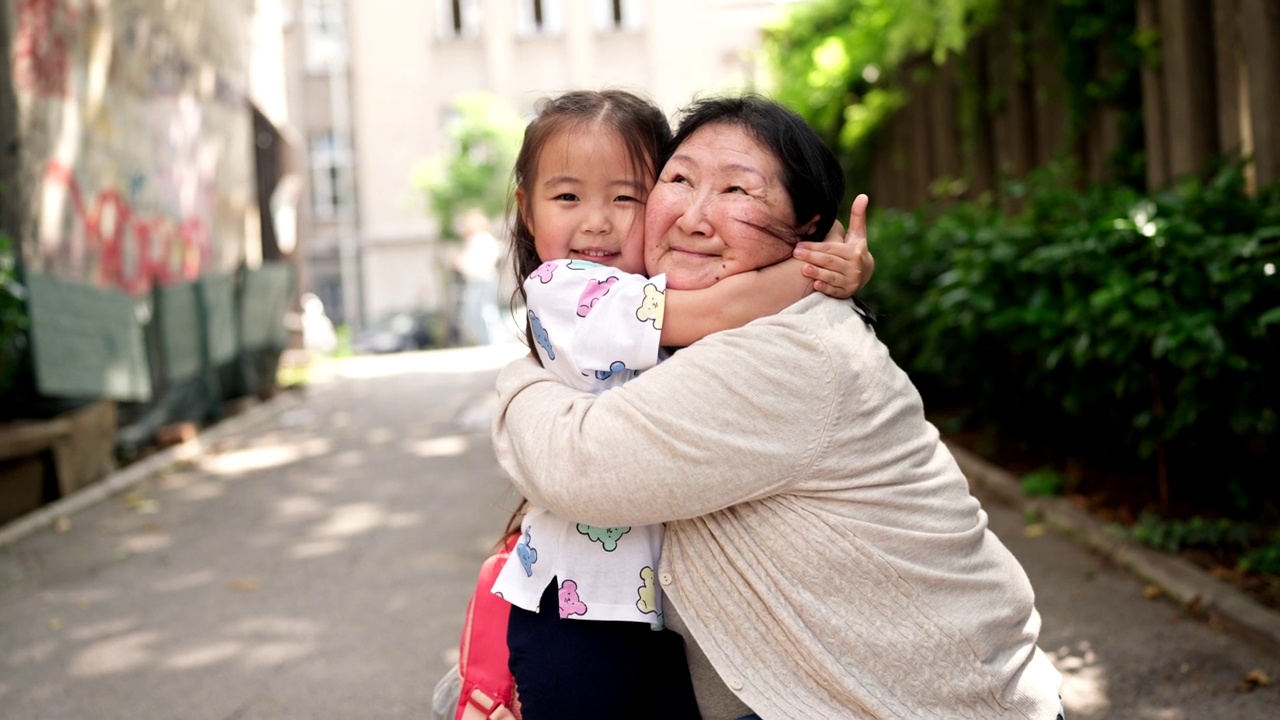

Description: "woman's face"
644 122 799 291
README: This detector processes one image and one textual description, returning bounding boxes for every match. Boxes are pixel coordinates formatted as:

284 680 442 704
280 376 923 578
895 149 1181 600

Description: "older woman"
491 96 1064 720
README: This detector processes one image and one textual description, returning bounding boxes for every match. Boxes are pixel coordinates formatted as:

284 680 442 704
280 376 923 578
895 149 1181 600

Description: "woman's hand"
792 194 874 299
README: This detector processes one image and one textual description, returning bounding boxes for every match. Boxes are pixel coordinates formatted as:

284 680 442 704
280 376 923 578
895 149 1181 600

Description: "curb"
0 390 304 550
946 440 1280 658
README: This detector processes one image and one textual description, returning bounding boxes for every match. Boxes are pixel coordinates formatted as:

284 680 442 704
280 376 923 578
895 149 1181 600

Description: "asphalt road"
0 344 1276 719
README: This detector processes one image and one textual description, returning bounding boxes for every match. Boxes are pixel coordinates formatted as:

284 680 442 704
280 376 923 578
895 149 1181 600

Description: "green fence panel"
240 262 293 351
155 281 202 385
26 273 151 402
201 272 238 366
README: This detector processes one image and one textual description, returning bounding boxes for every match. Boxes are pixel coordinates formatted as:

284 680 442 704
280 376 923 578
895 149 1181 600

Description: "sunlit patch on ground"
1051 640 1110 717
68 630 158 676
165 641 241 670
312 502 385 539
199 438 331 476
151 570 216 594
405 435 469 458
334 342 528 379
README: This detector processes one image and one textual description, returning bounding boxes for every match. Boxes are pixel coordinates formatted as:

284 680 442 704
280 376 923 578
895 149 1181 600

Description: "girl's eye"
615 194 641 203
554 193 578 202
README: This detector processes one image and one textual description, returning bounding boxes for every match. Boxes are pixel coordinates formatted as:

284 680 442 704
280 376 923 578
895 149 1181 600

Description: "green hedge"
863 163 1280 515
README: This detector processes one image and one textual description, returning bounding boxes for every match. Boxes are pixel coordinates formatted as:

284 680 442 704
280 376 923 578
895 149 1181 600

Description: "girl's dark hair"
501 89 671 545
507 89 672 355
666 94 876 324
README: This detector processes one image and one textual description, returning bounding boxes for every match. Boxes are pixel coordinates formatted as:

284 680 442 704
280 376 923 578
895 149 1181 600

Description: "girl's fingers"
847 194 869 242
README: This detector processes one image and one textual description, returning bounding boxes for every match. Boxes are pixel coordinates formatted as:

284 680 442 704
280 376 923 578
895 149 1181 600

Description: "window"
303 0 347 71
517 0 563 37
437 0 480 39
593 0 643 32
309 133 355 220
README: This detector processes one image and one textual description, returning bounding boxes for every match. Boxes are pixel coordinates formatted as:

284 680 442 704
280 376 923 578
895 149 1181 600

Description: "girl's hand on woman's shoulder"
792 193 874 299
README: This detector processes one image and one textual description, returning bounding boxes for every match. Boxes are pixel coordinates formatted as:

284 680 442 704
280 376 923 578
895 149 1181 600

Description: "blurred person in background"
453 208 504 345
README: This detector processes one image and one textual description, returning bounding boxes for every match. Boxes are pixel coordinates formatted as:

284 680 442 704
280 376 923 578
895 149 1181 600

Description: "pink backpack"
455 535 521 720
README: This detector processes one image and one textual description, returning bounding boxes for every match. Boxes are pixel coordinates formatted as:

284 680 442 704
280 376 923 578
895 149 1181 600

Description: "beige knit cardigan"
492 293 1063 720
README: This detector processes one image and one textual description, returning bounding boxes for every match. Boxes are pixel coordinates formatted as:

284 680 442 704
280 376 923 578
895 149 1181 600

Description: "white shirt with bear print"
490 258 668 627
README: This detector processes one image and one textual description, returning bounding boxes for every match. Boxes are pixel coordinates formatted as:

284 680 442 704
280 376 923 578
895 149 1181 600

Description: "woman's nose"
674 194 713 236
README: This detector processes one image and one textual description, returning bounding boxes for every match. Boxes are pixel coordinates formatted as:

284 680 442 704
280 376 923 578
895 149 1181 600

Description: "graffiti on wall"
43 160 210 294
7 0 251 295
11 0 78 97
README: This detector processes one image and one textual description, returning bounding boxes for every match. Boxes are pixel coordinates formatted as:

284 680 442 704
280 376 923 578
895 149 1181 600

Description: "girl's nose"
581 206 612 234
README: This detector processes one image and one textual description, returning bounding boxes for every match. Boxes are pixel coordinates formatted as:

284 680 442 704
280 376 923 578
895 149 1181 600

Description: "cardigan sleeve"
491 316 838 527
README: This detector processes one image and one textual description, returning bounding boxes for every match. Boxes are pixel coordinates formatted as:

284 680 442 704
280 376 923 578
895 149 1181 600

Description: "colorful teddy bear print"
577 276 620 317
636 566 659 616
529 261 557 284
527 309 554 360
594 360 628 381
635 283 664 329
516 527 537 577
576 523 631 551
558 579 588 618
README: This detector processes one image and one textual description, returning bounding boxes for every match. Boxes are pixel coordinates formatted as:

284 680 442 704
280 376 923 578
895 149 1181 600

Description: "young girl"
490 89 868 719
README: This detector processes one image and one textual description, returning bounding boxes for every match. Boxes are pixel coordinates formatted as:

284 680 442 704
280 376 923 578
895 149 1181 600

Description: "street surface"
1 344 1276 719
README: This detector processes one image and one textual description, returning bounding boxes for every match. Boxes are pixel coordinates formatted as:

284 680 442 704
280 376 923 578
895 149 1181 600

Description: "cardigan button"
728 678 744 691
659 572 673 586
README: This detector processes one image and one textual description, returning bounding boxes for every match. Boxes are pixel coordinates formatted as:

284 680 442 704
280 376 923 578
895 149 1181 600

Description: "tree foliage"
764 0 998 154
413 92 524 241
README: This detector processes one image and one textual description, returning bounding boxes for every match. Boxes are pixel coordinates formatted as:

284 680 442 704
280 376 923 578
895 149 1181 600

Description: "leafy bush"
0 231 27 398
1021 468 1066 497
1119 513 1254 555
864 162 1280 515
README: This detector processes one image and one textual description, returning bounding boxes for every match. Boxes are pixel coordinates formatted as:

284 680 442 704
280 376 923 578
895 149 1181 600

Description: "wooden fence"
867 0 1280 210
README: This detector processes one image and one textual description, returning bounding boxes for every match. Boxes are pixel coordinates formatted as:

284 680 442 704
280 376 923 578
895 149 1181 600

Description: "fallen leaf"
1236 668 1272 693
49 617 63 631
1024 523 1047 538
1142 584 1165 600
54 517 71 533
229 577 259 592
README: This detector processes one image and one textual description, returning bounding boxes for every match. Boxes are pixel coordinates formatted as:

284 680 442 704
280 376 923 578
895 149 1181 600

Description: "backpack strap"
456 534 520 720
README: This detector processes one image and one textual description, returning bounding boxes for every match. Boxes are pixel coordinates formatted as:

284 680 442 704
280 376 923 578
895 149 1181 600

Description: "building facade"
285 0 792 330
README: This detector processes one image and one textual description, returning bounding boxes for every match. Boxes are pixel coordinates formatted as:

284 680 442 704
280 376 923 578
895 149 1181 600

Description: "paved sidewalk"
0 345 1277 719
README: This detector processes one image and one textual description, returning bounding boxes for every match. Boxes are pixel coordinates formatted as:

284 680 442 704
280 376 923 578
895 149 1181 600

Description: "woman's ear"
515 188 535 235
798 214 820 239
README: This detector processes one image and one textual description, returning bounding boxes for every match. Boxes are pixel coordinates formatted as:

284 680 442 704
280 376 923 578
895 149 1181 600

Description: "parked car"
351 311 444 354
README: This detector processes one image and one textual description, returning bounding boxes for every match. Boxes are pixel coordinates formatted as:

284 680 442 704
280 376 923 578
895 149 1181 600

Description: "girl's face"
644 122 803 291
518 124 651 275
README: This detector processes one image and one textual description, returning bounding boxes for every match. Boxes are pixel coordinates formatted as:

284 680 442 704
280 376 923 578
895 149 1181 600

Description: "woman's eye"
667 174 689 185
726 186 747 195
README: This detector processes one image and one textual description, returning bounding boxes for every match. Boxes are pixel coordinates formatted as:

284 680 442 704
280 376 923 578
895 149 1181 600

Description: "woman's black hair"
666 95 875 324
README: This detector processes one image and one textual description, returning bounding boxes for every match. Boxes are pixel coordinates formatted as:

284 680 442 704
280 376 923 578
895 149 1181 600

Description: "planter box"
0 400 117 524
0 455 46 526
